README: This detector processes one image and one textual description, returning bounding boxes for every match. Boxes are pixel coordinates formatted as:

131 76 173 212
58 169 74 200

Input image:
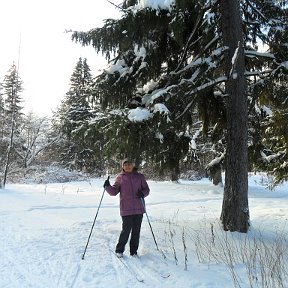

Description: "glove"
136 190 144 198
103 179 110 188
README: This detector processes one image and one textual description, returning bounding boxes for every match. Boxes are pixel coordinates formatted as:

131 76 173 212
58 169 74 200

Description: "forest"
0 0 287 233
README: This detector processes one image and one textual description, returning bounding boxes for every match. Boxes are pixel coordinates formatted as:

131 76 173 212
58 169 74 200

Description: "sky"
0 0 121 116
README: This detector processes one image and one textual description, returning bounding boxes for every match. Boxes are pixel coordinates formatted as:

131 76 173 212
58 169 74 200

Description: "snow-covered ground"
0 174 287 288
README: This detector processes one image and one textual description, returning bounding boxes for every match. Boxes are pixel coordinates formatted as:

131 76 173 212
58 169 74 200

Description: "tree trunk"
211 164 223 186
2 120 14 188
171 160 180 182
220 0 249 232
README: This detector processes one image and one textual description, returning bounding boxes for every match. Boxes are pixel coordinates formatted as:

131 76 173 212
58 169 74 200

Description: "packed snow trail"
0 176 287 287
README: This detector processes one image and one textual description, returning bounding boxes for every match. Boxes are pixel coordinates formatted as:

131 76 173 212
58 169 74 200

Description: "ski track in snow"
0 177 287 287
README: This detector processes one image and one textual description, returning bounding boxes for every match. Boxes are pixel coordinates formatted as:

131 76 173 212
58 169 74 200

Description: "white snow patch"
137 0 175 11
128 107 152 122
204 11 215 24
262 105 272 116
155 132 164 143
261 151 284 163
143 79 158 93
153 103 170 114
105 59 129 75
206 154 225 169
281 61 288 70
134 45 146 59
138 61 147 70
191 129 201 150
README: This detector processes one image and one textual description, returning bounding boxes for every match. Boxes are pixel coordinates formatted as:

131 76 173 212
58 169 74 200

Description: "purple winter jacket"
106 171 150 216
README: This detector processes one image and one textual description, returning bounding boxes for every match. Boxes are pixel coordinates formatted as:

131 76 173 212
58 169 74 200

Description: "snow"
206 154 225 169
231 46 239 66
105 59 129 75
155 132 164 143
261 151 283 163
143 84 177 105
142 79 158 93
191 129 201 150
153 103 170 114
134 45 146 59
282 61 288 70
128 107 152 122
204 11 215 25
229 44 240 76
135 0 175 11
262 105 272 116
0 174 287 288
245 50 275 60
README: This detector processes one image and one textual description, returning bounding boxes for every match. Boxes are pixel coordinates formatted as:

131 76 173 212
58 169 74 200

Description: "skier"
103 158 150 258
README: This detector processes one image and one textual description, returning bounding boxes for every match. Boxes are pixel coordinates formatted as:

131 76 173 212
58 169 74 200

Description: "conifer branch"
106 0 126 13
174 13 203 72
244 0 267 21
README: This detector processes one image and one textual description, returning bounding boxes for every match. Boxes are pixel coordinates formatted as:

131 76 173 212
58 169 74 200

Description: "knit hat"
122 158 132 167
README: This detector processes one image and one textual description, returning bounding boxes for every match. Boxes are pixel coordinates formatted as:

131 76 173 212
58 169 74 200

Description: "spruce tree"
61 57 92 137
0 82 4 138
2 64 23 134
243 0 288 187
0 81 5 175
55 58 104 172
72 0 210 179
70 0 287 231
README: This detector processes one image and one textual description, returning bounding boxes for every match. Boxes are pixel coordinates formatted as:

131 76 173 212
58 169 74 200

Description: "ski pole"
140 197 166 259
140 197 159 251
82 176 109 260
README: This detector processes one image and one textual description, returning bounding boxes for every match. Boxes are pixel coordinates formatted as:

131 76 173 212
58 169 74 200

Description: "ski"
110 250 144 283
129 254 171 279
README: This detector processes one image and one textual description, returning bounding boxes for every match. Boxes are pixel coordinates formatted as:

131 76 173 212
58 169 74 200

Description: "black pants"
116 214 143 255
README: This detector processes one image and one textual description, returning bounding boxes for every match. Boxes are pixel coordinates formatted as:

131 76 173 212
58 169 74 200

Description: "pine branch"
176 76 227 120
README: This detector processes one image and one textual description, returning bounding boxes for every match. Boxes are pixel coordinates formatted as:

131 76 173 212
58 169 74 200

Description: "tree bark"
211 164 223 186
220 0 249 232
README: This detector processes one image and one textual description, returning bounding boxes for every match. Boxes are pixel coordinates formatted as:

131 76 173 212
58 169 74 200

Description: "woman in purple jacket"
104 158 150 258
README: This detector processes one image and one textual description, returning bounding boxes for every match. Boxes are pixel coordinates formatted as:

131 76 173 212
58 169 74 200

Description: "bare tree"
14 113 59 168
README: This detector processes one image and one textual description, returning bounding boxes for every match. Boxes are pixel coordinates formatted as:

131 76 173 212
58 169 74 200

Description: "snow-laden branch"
143 84 178 105
174 13 203 72
244 0 267 21
261 150 285 163
206 152 225 169
176 76 227 120
245 50 275 60
172 46 228 76
245 59 287 78
127 0 175 13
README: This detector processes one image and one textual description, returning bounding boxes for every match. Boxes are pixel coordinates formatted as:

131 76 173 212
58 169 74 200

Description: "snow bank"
8 165 88 184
